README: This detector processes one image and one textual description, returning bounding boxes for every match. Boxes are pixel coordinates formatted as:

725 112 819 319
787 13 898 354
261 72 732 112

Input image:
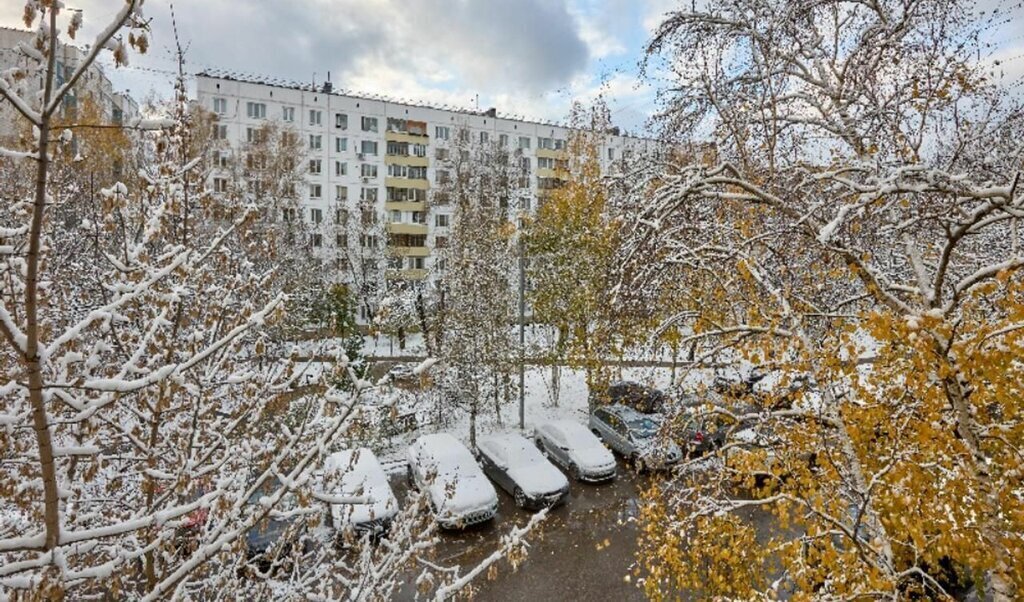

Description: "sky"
0 0 678 134
1 1 1022 136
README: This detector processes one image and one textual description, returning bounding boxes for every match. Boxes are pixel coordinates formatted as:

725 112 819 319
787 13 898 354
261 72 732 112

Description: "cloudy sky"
2 1 1022 134
0 0 677 133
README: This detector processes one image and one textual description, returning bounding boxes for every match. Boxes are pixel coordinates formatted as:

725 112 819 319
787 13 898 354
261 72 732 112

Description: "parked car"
668 394 724 456
322 448 399 536
476 433 570 509
589 404 682 472
244 477 299 559
590 381 667 414
534 419 617 482
386 363 416 382
407 433 498 529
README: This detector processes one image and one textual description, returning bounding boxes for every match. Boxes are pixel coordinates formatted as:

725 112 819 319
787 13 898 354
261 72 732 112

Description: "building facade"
196 71 657 319
0 27 139 140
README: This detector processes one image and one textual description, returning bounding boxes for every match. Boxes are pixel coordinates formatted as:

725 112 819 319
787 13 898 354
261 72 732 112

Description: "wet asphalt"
391 462 651 601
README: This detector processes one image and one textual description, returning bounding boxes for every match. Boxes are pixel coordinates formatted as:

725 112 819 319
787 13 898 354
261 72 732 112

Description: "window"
361 234 378 248
213 124 227 140
435 214 450 228
360 140 378 155
212 177 228 193
246 127 263 143
336 137 347 152
538 157 554 169
361 164 378 178
246 102 266 119
412 144 427 157
283 207 297 222
409 257 425 270
309 110 322 126
435 235 448 248
409 166 427 180
335 113 348 129
310 208 323 224
435 169 450 184
311 233 323 248
554 139 566 150
436 258 447 271
336 233 348 247
390 210 402 223
412 211 425 224
361 116 378 132
458 129 470 142
480 131 489 144
387 164 407 178
607 147 614 160
538 137 552 149
435 148 449 161
335 185 348 201
361 187 378 202
213 97 227 114
499 134 509 146
519 136 531 149
282 106 295 122
520 157 531 171
310 184 322 198
388 256 403 270
435 126 450 140
214 151 228 168
335 161 347 176
309 159 322 174
309 134 322 150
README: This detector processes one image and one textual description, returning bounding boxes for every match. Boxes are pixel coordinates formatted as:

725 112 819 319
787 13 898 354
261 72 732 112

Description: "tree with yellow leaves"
620 0 1024 599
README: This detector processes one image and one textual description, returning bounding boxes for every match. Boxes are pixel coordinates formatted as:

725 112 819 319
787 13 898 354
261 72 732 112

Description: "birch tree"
623 0 1024 598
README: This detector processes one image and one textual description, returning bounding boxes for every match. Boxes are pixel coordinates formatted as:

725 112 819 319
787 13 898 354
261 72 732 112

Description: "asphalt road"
392 463 650 601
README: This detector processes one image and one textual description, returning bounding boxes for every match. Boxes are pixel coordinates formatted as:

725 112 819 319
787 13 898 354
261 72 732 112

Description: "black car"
476 433 570 509
591 381 667 414
244 478 299 560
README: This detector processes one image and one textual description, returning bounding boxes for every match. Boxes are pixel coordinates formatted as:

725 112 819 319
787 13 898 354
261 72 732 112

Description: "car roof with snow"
323 448 389 494
477 433 545 466
540 419 597 443
410 433 476 467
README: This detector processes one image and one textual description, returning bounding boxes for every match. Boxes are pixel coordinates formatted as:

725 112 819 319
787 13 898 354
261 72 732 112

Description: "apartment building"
0 27 139 140
196 71 657 316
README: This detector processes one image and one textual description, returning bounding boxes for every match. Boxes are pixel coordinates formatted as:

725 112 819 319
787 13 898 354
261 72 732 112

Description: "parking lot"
392 463 648 601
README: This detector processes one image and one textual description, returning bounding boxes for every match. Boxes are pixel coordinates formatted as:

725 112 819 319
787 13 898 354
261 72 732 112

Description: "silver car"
534 419 617 482
589 404 682 472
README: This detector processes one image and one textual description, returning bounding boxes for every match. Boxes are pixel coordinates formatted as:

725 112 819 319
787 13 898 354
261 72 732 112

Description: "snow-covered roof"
477 433 546 468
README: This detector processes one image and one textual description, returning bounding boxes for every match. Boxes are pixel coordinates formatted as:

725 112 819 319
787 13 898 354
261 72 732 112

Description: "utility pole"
518 215 526 430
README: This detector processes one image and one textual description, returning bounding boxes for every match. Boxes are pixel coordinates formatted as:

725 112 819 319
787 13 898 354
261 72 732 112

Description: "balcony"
384 154 429 167
386 222 428 235
384 200 427 212
385 176 430 190
386 268 428 280
536 167 569 180
388 245 431 257
536 148 568 160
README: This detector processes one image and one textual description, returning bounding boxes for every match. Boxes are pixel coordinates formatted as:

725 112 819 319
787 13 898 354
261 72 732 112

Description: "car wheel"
535 439 547 456
591 428 602 440
569 462 583 481
514 487 527 508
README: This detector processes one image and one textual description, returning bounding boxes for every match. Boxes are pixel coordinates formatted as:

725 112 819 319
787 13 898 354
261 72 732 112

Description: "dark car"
589 404 682 472
590 381 667 414
666 394 721 456
244 478 299 560
476 433 570 509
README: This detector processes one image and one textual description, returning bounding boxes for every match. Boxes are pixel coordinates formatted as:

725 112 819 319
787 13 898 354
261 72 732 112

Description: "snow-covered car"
589 405 682 472
534 419 617 482
476 433 570 509
406 433 498 529
386 363 416 382
589 380 667 414
322 449 399 535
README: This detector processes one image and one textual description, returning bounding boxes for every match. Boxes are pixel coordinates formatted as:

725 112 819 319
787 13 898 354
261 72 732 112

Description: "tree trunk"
26 9 62 551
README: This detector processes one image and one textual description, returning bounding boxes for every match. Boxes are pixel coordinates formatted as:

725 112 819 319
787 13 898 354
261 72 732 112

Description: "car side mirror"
560 445 569 451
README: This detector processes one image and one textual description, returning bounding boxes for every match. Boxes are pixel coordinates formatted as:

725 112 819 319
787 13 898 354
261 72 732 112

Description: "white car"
407 433 498 528
322 449 399 535
534 419 617 482
477 433 570 509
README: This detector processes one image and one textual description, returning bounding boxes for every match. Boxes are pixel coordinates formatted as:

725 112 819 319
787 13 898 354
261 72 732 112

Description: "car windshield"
626 416 659 438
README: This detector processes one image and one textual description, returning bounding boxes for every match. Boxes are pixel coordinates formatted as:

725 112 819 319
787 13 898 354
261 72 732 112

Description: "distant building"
0 27 139 140
196 71 661 320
